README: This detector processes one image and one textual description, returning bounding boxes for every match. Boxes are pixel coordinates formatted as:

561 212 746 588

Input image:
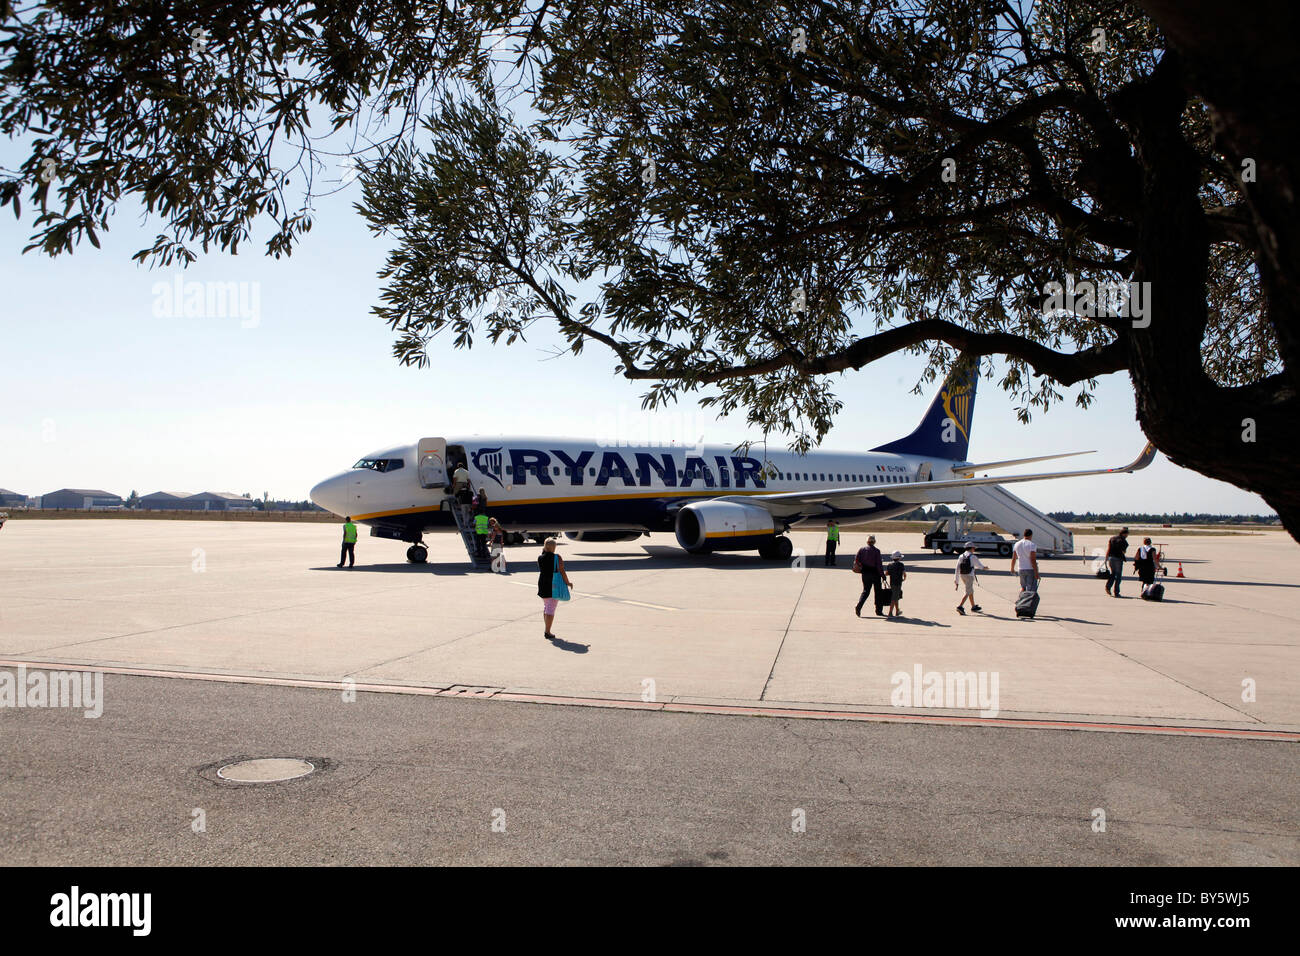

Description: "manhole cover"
217 758 315 783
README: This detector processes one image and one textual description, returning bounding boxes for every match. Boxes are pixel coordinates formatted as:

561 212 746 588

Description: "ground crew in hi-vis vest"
473 512 490 561
338 516 357 568
825 519 840 567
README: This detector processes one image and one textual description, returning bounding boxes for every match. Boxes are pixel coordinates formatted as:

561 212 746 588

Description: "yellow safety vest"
474 514 489 535
343 521 357 543
828 526 840 542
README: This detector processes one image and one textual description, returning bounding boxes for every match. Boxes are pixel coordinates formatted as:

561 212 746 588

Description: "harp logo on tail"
941 382 973 442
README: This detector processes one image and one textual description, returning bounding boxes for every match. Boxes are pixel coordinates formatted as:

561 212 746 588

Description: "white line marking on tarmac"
2 658 1295 740
505 580 677 611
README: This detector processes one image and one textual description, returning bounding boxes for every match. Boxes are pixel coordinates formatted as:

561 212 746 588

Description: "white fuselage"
310 436 966 535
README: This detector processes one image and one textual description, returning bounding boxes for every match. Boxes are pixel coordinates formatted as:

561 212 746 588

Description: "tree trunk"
1123 45 1300 541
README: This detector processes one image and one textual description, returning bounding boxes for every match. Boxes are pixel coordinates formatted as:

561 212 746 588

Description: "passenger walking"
887 551 906 618
825 520 840 566
337 516 357 568
452 462 471 504
537 537 573 640
1133 537 1160 587
1105 527 1130 597
954 543 986 615
853 535 887 617
488 518 507 573
1011 528 1040 592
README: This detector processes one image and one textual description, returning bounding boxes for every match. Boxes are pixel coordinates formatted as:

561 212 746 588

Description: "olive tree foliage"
360 0 1269 438
360 0 1298 534
0 0 529 262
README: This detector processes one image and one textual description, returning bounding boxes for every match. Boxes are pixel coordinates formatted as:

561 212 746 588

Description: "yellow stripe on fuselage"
353 488 773 522
704 528 774 538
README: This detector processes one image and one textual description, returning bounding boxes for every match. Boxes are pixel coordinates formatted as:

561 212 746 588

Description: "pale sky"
0 166 1272 516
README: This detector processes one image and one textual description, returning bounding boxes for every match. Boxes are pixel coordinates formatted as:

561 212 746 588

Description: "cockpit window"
352 458 405 473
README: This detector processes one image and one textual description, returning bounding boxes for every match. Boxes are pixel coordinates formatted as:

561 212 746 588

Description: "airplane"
309 366 1157 563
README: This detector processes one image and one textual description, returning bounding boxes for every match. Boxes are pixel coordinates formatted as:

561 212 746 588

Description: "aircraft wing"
951 450 1095 474
716 442 1157 514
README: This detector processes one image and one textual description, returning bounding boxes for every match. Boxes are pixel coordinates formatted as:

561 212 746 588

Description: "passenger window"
553 466 559 475
588 467 595 476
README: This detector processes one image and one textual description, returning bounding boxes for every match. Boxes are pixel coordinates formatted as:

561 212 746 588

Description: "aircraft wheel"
757 539 778 560
775 536 793 561
406 545 428 564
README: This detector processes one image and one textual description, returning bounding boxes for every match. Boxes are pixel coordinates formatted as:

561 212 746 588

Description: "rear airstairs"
961 484 1074 555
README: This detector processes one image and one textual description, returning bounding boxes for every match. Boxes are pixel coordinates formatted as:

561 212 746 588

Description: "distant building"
179 491 255 511
41 488 124 510
139 491 193 511
0 488 25 507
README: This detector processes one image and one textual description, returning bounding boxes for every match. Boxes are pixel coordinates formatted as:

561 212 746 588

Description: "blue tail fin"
870 363 979 461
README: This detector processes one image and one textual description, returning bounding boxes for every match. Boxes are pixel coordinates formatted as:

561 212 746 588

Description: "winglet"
1117 441 1157 473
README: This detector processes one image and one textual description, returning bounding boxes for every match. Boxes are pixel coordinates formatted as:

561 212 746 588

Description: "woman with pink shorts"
537 537 573 640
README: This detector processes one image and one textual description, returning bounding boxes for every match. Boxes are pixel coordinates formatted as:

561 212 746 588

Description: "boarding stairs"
961 484 1074 555
447 496 493 571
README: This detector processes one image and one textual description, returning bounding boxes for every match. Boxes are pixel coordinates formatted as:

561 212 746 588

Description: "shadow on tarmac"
547 637 589 653
310 564 477 575
312 547 1298 589
879 616 952 628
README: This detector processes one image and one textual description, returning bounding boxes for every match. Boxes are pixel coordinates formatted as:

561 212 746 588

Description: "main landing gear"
757 536 794 561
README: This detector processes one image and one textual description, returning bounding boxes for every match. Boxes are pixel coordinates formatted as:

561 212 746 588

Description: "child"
887 550 906 617
954 543 986 615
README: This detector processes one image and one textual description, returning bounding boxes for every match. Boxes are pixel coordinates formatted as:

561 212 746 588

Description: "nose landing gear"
406 542 429 563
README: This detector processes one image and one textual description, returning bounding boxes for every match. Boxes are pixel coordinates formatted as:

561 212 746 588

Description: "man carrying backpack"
1134 537 1161 594
954 543 986 615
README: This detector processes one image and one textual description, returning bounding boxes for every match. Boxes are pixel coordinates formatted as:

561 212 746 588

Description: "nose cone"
310 473 349 516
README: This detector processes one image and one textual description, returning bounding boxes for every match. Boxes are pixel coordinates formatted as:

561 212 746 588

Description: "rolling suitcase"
1141 582 1164 601
875 585 894 613
1015 589 1040 618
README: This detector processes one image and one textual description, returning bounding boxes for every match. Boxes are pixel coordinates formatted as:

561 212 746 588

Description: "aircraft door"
417 437 448 489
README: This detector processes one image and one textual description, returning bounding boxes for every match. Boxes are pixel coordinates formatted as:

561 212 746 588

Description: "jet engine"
674 500 779 554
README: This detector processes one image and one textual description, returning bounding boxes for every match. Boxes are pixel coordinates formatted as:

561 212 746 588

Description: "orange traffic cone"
1176 562 1185 578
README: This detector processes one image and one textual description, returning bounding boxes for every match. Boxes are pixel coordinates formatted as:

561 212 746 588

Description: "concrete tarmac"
1 520 1296 735
2 674 1295 865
